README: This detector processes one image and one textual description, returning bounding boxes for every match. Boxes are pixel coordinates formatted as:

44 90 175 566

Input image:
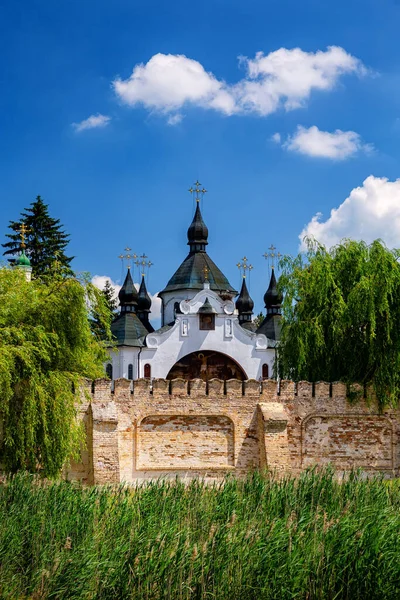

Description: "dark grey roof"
152 323 174 335
159 202 237 296
159 252 237 295
198 297 217 314
256 314 281 341
111 312 148 347
241 321 257 333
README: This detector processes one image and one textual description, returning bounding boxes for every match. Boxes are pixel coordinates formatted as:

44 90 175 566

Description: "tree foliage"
2 196 73 277
0 267 110 477
278 239 400 408
90 279 118 340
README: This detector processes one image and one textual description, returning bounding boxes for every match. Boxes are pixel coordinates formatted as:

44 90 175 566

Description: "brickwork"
64 378 400 484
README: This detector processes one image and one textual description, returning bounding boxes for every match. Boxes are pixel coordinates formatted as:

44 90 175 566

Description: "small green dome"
16 251 31 267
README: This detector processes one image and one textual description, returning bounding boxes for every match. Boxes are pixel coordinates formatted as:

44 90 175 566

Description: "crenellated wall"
65 378 400 484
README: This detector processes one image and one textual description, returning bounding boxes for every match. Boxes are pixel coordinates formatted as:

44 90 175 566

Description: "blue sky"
1 0 400 320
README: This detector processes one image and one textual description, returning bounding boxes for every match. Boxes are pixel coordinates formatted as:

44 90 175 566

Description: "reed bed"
0 469 399 599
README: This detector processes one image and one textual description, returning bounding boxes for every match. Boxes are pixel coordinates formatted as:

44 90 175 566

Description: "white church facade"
106 187 282 382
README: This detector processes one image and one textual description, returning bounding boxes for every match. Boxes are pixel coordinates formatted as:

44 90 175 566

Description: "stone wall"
65 378 400 484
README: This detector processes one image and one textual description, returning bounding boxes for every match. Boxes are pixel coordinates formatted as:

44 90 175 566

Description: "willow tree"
0 267 111 477
277 239 400 408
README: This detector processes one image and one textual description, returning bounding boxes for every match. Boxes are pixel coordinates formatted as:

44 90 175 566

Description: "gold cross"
118 248 138 269
263 245 282 270
135 254 153 277
17 223 30 249
237 256 253 278
202 264 210 282
188 180 207 203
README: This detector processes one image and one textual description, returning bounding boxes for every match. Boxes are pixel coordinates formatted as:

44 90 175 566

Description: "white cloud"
72 114 111 132
113 46 366 121
91 275 161 321
167 113 184 126
299 176 400 249
271 132 281 143
113 53 236 115
283 125 372 159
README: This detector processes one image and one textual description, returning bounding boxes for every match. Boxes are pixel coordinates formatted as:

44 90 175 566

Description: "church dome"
137 275 151 311
187 204 208 249
264 268 282 308
235 278 254 314
16 250 31 267
118 268 138 307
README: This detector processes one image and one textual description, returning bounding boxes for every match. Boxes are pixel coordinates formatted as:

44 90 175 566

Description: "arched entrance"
166 350 246 381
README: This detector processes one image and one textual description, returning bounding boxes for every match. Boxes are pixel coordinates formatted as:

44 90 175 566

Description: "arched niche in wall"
166 350 247 381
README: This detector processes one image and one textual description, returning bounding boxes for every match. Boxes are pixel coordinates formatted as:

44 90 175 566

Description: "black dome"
235 278 254 314
187 204 208 248
119 268 138 306
137 275 151 311
264 269 283 308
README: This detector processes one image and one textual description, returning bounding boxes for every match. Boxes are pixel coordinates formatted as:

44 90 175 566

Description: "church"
106 183 282 382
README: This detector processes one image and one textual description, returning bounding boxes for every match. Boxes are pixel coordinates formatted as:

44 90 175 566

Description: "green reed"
0 469 399 599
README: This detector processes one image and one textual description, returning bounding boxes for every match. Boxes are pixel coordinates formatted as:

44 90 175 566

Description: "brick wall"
64 378 400 484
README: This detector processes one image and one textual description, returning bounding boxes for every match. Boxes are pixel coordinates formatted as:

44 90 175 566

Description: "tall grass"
0 469 399 599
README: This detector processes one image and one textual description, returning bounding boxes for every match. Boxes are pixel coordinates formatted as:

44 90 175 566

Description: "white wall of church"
140 288 275 380
106 346 140 380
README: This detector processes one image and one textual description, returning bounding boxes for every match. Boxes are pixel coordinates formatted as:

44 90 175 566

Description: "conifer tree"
90 279 118 339
2 196 73 277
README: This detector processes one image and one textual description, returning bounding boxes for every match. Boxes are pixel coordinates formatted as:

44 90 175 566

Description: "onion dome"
16 250 31 267
118 267 138 312
235 278 254 324
136 274 154 333
264 268 283 311
256 268 282 341
187 204 209 252
198 297 217 314
137 275 151 311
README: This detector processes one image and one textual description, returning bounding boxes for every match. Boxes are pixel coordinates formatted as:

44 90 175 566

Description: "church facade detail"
107 185 281 382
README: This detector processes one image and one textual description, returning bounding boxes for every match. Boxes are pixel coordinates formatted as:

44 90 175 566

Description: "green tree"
278 239 400 408
0 267 110 477
253 311 264 328
2 196 73 277
90 279 118 339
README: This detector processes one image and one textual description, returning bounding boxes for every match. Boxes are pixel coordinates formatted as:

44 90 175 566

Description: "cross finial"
135 253 153 277
188 180 207 203
118 247 138 269
263 245 282 271
237 256 253 279
202 264 210 282
17 223 30 249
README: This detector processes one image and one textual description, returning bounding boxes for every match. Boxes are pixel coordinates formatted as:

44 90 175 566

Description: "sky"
1 0 400 323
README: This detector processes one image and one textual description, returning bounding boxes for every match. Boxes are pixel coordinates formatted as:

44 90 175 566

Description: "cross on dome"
236 256 253 279
263 245 282 270
188 180 207 203
17 223 30 249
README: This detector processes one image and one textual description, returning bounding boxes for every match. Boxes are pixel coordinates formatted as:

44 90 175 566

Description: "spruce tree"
90 279 119 339
2 196 73 277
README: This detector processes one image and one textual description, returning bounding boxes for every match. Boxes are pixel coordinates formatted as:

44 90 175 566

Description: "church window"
262 363 269 379
144 363 151 378
128 364 133 380
174 301 182 315
106 363 113 379
199 313 215 331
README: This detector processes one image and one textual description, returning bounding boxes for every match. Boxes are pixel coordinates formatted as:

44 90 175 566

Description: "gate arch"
166 350 247 381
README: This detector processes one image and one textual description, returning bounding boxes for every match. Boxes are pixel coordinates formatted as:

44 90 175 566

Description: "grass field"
0 469 399 599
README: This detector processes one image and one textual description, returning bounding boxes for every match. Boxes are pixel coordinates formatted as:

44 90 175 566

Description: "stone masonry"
66 378 400 485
